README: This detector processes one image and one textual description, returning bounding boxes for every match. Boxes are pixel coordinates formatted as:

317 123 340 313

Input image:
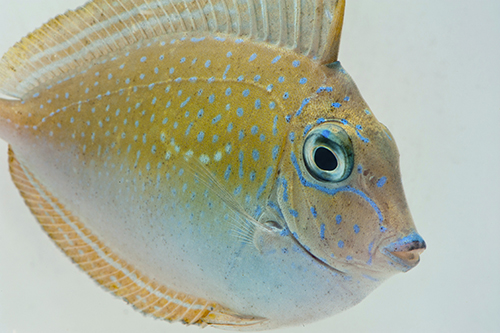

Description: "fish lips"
381 232 426 272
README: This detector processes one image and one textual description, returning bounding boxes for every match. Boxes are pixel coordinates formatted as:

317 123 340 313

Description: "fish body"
0 0 425 330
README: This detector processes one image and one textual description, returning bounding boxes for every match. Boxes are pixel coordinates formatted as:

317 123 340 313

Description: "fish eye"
303 124 354 182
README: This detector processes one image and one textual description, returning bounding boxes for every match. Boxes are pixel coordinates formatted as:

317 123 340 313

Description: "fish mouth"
381 232 426 272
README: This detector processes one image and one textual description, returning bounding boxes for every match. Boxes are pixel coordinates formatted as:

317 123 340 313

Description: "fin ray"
0 0 345 98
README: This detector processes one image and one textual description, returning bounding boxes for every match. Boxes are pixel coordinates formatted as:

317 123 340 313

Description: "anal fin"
7 146 267 328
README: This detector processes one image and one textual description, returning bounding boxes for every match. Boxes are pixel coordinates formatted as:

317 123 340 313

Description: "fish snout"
382 232 426 271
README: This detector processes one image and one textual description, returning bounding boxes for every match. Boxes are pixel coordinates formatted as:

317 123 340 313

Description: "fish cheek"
288 185 383 270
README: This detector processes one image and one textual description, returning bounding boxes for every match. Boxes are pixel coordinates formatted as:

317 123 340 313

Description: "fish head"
276 62 425 278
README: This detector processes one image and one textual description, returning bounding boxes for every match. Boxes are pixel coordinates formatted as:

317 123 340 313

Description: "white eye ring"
303 123 353 182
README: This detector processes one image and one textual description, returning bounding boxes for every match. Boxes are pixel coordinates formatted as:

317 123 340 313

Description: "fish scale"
0 0 425 330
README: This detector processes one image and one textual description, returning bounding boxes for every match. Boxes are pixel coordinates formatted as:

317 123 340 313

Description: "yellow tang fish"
0 0 425 330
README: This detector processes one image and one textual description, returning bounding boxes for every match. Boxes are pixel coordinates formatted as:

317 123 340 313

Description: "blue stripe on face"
290 152 384 224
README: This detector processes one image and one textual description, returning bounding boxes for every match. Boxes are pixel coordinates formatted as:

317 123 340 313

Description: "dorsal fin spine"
0 0 346 98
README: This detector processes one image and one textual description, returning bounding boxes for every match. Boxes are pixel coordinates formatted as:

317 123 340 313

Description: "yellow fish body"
0 0 425 330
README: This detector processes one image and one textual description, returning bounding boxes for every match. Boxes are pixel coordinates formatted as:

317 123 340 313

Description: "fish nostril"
390 247 425 263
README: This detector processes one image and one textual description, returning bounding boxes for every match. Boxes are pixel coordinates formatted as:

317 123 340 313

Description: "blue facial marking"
303 124 312 136
317 118 326 124
271 55 281 64
377 176 387 188
338 240 344 248
367 241 374 265
295 97 310 117
353 224 360 234
310 206 317 218
356 125 370 143
336 215 342 224
357 164 363 174
332 102 341 108
289 209 299 218
316 86 333 93
320 224 326 240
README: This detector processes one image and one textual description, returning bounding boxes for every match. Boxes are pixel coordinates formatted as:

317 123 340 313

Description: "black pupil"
314 147 338 171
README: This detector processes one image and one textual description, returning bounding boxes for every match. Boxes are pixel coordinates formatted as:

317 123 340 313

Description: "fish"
0 0 426 330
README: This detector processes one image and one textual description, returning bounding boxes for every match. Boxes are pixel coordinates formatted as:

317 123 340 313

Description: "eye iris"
314 147 338 171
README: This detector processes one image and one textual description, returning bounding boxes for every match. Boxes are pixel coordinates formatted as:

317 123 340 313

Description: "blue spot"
108 73 113 80
223 65 231 79
332 102 341 108
249 53 257 61
340 119 349 125
310 207 317 218
252 150 260 161
280 178 289 202
320 224 325 240
169 67 174 74
377 176 387 188
292 60 300 67
140 74 145 80
272 145 279 160
212 135 219 143
159 55 165 60
357 164 363 174
283 92 289 100
250 171 256 182
205 60 211 68
197 109 204 117
226 51 232 57
237 75 244 82
338 240 344 248
214 36 225 42
356 126 370 143
289 209 299 218
317 118 326 124
209 94 215 103
254 75 261 82
189 77 198 82
380 226 387 232
239 130 245 140
224 165 232 180
285 115 291 123
269 101 276 109
256 166 274 200
140 56 147 62
316 86 333 93
225 88 232 96
251 126 258 135
273 116 278 135
295 97 310 117
346 256 353 261
237 108 244 117
299 78 307 84
272 55 281 64
260 134 265 141
180 57 186 63
344 96 350 101
234 185 242 195
278 76 285 83
235 39 244 44
254 99 261 109
353 224 360 234
152 97 157 105
321 129 330 138
227 123 233 132
197 131 205 142
191 37 205 42
289 132 295 143
280 227 290 237
364 109 371 115
336 215 342 224
303 124 312 136
212 114 221 124
242 89 250 97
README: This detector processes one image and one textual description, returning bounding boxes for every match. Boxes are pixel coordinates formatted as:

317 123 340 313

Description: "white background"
0 0 499 332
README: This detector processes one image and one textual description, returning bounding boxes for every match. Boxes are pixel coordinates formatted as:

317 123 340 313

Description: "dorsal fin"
0 0 345 98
